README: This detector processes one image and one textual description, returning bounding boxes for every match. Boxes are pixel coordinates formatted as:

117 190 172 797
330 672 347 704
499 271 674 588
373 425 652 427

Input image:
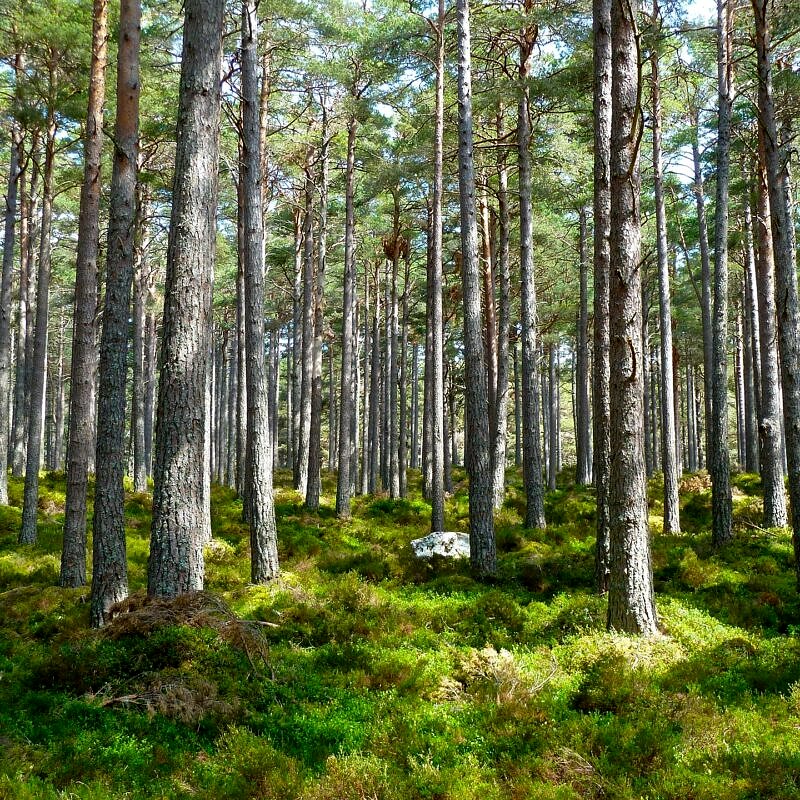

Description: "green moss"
2 470 799 799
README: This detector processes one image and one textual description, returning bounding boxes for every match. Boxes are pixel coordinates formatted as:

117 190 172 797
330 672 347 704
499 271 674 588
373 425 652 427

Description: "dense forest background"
2 0 800 796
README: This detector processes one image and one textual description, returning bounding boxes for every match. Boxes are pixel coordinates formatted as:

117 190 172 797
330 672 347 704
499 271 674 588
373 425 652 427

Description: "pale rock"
410 531 470 559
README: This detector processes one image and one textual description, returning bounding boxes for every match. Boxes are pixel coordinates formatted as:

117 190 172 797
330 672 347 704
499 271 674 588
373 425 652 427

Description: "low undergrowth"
1 468 799 799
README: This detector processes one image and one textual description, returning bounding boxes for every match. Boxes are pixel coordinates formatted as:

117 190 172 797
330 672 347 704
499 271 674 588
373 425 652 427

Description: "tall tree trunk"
519 10 546 531
399 252 410 497
235 181 247 497
734 307 746 468
0 57 23 504
359 268 371 496
513 343 521 467
289 207 302 473
351 290 361 496
742 199 761 474
294 154 314 496
548 343 558 490
240 0 279 581
643 309 653 476
19 89 57 545
411 342 419 469
327 342 336 472
381 260 390 489
709 0 734 547
593 0 612 591
144 306 156 475
691 118 713 468
753 0 800 556
479 186 498 436
23 141 41 468
131 190 149 493
90 0 140 627
52 315 65 471
606 0 659 635
148 0 224 598
651 19 680 534
427 0 446 530
575 207 592 485
387 199 401 499
368 264 381 494
491 136 511 509
686 362 697 472
457 0 495 576
307 108 329 512
11 135 31 478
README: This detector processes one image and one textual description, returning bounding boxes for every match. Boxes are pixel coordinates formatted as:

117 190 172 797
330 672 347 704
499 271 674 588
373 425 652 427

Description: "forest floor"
1 468 800 799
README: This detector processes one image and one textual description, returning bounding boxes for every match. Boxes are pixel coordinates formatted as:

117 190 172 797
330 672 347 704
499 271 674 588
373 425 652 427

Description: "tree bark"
240 0 279 581
235 178 247 497
368 264 381 494
289 206 302 473
0 57 23 505
148 0 224 597
742 198 761 474
307 107 329 512
513 343 521 467
387 198 401 499
427 0 446 530
593 0 612 592
479 186 498 437
294 152 314 496
651 18 680 534
519 9 546 531
606 0 659 635
709 0 734 547
548 343 559 490
575 207 592 485
131 190 149 493
399 251 410 497
11 134 31 479
691 118 713 470
90 0 140 626
19 87 57 546
753 0 800 555
457 0 495 576
491 135 511 509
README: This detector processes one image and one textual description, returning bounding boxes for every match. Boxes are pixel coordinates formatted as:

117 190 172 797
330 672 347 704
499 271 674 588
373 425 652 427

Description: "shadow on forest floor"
2 467 800 800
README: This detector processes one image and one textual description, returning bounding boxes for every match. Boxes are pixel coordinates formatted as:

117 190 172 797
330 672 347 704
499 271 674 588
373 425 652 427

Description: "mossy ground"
2 468 800 799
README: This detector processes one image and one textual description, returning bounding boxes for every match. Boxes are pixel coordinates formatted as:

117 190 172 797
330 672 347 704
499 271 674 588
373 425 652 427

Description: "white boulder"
410 531 470 559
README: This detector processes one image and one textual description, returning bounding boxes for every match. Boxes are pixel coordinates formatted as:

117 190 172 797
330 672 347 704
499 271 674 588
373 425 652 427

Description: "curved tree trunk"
606 0 658 635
